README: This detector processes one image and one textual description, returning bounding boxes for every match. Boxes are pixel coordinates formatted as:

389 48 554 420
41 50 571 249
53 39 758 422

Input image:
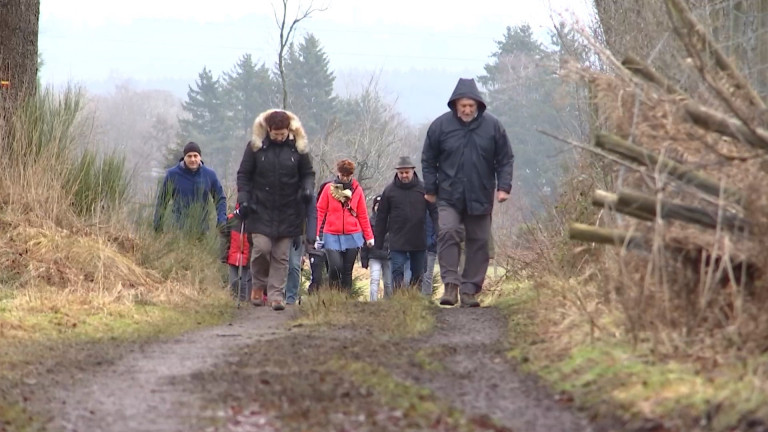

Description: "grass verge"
492 276 768 431
294 289 436 338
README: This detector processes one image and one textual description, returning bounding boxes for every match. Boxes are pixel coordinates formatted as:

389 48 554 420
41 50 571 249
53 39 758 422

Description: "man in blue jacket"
422 78 514 307
153 142 227 235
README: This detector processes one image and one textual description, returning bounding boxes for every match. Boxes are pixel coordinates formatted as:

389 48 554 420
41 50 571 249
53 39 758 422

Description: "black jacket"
422 78 514 215
374 173 438 252
236 137 315 238
360 207 389 267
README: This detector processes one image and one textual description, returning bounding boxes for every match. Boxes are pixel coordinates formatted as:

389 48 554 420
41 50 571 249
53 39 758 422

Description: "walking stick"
236 217 246 309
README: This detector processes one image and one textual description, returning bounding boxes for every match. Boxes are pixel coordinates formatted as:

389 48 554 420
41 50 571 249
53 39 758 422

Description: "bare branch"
272 0 328 109
664 0 766 111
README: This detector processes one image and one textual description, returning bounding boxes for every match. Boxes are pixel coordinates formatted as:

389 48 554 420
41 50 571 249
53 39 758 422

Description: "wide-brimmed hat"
394 156 415 169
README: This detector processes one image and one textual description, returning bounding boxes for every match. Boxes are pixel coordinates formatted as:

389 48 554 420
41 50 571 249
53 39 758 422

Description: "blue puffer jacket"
153 161 227 233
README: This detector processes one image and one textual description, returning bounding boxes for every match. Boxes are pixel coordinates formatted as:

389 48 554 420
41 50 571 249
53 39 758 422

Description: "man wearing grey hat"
422 78 514 307
374 156 438 292
153 141 227 235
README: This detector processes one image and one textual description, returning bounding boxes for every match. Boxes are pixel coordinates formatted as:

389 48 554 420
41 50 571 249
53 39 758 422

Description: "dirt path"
407 308 594 432
36 305 612 432
44 307 297 432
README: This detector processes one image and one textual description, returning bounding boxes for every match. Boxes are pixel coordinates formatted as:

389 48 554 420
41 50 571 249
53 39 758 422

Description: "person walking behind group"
223 204 252 302
422 78 514 307
153 141 227 235
361 195 392 301
316 159 374 293
236 109 315 311
374 156 438 292
305 177 334 295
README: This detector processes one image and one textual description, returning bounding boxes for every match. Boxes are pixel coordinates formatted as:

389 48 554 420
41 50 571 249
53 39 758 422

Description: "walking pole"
298 245 303 305
236 217 245 309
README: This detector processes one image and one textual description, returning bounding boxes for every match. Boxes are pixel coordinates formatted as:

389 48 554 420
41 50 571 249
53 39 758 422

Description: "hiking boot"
271 300 286 311
251 288 264 307
460 292 480 308
439 283 459 306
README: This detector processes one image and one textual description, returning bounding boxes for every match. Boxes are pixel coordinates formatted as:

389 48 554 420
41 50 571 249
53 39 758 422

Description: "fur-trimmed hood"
250 109 308 154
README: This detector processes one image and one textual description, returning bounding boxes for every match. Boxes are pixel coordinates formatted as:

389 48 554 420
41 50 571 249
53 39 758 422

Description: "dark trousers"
308 252 327 292
390 250 427 291
285 239 304 304
437 203 492 295
325 248 359 291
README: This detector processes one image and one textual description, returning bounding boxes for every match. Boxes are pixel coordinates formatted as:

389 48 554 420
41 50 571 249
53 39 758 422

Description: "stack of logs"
568 0 766 286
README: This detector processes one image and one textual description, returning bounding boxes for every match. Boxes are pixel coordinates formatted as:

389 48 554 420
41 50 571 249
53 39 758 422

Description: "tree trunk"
758 0 768 95
0 0 40 110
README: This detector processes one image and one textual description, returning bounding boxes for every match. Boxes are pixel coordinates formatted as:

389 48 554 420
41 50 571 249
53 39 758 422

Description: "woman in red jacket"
316 159 374 292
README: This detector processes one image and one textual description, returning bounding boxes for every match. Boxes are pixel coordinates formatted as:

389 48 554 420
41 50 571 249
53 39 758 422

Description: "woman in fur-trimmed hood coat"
236 109 316 238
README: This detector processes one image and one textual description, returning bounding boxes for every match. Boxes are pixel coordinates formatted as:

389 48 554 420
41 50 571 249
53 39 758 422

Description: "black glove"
292 236 303 250
301 187 313 204
237 202 252 219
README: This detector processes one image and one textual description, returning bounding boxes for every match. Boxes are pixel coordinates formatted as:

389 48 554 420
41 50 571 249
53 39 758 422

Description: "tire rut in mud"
192 306 600 432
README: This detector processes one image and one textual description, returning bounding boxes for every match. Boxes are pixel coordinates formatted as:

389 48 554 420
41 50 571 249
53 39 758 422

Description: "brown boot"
460 292 480 308
251 287 264 307
439 283 459 306
271 300 286 311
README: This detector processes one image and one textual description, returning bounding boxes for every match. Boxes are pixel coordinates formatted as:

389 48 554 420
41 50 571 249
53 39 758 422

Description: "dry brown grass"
0 88 230 349
498 9 768 426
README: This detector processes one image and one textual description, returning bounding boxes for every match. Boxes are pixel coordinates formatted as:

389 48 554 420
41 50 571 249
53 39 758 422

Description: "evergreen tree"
478 25 547 90
177 67 233 173
283 34 337 140
478 24 573 213
222 54 277 143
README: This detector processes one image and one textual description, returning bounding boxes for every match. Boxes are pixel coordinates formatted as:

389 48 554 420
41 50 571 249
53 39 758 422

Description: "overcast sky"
38 0 594 121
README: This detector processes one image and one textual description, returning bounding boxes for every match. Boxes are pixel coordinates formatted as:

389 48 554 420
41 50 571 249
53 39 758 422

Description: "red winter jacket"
316 179 373 241
226 212 250 266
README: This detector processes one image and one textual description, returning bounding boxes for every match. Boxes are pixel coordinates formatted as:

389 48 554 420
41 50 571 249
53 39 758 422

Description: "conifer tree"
222 54 277 142
283 33 337 139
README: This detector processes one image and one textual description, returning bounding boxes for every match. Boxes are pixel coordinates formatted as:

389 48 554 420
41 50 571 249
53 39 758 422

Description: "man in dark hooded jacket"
422 78 514 307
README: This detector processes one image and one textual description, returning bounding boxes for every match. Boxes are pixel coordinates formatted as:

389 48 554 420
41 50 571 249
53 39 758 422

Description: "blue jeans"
421 250 437 297
285 239 304 304
390 250 427 291
368 258 392 301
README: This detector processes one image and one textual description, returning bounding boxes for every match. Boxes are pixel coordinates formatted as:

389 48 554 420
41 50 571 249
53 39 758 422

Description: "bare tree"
314 75 416 195
0 0 40 111
593 0 768 95
272 0 327 109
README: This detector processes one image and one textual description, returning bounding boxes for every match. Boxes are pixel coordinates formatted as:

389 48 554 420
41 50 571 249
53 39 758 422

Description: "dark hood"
447 78 487 114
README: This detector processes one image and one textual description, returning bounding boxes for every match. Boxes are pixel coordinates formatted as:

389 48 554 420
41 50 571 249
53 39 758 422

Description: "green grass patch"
338 360 461 421
295 289 436 339
413 347 447 372
334 360 508 431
